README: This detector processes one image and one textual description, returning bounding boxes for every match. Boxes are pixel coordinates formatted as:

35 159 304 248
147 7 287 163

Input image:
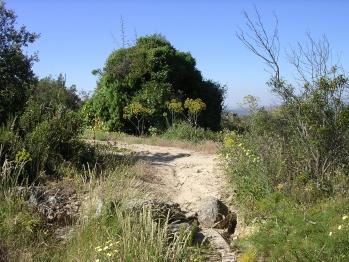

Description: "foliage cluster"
0 1 39 125
0 2 91 182
82 34 224 133
163 122 220 144
222 72 349 260
1 76 92 182
226 11 349 259
183 98 207 127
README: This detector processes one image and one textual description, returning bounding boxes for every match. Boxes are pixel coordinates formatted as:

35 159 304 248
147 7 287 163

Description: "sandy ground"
117 141 239 261
91 140 238 261
115 141 229 214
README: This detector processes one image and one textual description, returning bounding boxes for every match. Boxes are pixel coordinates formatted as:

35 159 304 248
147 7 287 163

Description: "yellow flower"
343 215 348 220
329 231 332 236
103 246 109 250
276 183 284 191
338 225 342 230
107 253 112 257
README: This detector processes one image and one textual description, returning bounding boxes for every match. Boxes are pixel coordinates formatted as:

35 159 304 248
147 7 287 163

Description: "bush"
0 76 93 182
0 122 23 163
163 122 219 143
84 34 224 133
24 109 91 179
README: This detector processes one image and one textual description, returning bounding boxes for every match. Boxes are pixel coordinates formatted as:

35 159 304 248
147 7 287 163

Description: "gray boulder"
197 196 237 234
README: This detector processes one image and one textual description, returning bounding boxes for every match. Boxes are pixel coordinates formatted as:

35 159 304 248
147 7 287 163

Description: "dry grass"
83 129 220 154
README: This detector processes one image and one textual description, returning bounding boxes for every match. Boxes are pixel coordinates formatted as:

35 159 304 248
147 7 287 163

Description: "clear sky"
6 0 349 108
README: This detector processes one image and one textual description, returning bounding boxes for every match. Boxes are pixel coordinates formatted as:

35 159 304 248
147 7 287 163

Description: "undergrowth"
222 130 349 261
0 146 204 261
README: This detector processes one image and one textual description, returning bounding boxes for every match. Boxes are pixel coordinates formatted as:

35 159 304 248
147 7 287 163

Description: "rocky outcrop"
27 183 80 225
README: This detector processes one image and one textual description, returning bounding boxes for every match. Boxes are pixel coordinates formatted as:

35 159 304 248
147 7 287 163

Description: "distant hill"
227 107 250 116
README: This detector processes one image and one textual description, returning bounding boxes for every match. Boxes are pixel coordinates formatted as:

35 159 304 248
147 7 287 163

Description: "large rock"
197 196 237 234
197 196 228 227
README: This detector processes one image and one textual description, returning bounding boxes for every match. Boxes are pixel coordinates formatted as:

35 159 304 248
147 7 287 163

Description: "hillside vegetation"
1 1 349 262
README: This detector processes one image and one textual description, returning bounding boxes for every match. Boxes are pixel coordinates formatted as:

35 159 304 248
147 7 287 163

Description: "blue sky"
6 0 349 108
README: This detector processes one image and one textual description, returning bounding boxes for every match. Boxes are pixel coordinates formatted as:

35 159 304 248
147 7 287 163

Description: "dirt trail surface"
116 142 227 213
112 141 238 262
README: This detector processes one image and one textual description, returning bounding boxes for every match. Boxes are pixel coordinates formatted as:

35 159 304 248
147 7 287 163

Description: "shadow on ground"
132 151 191 163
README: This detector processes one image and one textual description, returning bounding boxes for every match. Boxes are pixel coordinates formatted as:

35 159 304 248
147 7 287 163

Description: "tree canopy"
0 1 39 124
83 34 224 133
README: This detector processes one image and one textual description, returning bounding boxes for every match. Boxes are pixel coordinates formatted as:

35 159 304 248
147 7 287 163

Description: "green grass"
237 198 349 261
51 206 203 262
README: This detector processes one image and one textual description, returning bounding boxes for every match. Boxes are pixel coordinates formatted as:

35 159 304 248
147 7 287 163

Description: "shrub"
163 122 219 143
184 98 206 127
84 34 224 132
24 109 88 179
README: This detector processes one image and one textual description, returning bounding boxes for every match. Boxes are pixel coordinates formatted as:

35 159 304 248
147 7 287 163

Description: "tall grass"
54 206 201 262
0 146 204 261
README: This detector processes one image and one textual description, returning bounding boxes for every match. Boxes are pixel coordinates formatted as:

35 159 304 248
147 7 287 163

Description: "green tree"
84 34 224 133
0 1 39 124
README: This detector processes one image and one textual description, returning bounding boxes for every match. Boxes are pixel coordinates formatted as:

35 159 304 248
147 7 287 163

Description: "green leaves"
0 2 39 124
85 34 224 133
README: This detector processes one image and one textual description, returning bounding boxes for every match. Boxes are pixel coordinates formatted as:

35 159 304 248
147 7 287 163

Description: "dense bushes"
83 34 225 133
0 76 92 182
222 72 349 259
163 122 220 143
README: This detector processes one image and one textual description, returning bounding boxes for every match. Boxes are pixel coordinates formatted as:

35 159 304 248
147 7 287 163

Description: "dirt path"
116 142 228 214
112 141 238 262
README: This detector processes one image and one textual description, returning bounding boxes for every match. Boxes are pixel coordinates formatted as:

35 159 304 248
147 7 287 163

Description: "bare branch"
288 34 332 84
120 15 126 48
236 7 280 82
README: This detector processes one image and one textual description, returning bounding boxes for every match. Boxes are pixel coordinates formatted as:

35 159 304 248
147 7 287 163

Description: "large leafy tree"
0 1 39 124
84 34 224 132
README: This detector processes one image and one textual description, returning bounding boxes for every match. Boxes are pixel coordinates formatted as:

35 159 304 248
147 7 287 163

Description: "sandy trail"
98 140 237 261
116 142 228 214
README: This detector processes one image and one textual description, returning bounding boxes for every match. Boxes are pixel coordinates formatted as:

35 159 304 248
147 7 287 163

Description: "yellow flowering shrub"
15 148 32 163
222 131 260 169
184 98 206 126
166 98 183 123
123 102 151 135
